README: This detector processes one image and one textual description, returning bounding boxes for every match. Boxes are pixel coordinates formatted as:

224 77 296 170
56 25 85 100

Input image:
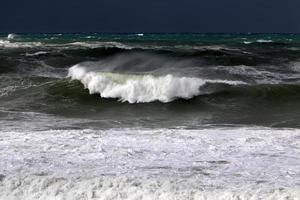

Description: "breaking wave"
68 41 133 49
257 39 273 43
25 51 49 57
0 40 42 48
7 33 17 40
68 64 245 103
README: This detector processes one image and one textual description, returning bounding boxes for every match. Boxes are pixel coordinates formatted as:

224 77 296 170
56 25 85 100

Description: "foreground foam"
68 64 244 103
0 127 300 199
1 175 299 200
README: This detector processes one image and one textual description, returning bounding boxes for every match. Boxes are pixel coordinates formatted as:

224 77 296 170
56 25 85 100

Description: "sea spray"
68 64 244 103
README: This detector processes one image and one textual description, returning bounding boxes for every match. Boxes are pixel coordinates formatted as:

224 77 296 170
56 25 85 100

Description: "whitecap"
68 41 133 49
0 40 42 48
25 51 49 57
68 64 245 103
7 33 17 40
243 41 252 44
256 39 273 43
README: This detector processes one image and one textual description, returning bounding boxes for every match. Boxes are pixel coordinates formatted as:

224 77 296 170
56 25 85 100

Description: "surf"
7 33 17 40
68 64 245 103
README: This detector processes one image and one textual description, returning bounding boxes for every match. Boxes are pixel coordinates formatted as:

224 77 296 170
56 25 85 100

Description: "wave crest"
68 41 133 49
68 64 244 103
0 40 42 48
7 33 17 40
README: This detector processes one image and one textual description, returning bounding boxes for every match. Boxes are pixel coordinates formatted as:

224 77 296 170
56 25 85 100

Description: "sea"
0 33 300 199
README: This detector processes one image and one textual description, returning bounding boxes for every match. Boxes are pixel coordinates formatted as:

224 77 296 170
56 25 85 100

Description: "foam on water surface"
0 127 300 199
68 64 245 103
7 33 17 40
0 40 42 48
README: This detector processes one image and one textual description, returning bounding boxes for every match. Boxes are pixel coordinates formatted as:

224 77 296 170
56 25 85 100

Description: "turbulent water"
1 33 300 199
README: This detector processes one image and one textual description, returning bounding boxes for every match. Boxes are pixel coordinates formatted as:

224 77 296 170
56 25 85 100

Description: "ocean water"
0 33 300 199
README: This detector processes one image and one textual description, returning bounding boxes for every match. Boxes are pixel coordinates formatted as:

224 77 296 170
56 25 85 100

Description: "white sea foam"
175 44 241 51
7 33 17 40
0 85 19 97
68 64 245 103
243 41 252 44
0 127 300 199
1 175 299 200
68 41 133 49
243 40 274 44
256 39 273 43
216 65 300 84
0 40 42 48
0 76 39 97
26 61 67 78
25 51 49 57
290 61 300 72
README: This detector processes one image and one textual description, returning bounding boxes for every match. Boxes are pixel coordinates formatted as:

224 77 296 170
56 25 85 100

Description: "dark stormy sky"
1 0 300 33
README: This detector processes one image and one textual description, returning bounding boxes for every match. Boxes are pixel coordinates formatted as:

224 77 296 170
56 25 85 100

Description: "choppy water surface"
0 33 300 199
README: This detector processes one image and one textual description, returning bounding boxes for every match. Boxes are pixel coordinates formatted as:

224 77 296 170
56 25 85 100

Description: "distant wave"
243 40 274 44
67 41 133 49
257 39 273 43
212 65 300 84
243 41 253 44
68 64 244 103
7 33 17 40
25 51 49 57
0 40 42 48
0 40 133 50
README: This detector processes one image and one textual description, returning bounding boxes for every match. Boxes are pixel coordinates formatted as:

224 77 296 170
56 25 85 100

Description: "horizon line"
1 32 300 35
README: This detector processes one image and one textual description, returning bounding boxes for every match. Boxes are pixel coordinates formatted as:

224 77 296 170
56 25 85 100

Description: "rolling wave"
256 39 273 43
7 33 17 40
68 64 245 103
67 41 134 49
0 39 42 48
25 51 49 57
